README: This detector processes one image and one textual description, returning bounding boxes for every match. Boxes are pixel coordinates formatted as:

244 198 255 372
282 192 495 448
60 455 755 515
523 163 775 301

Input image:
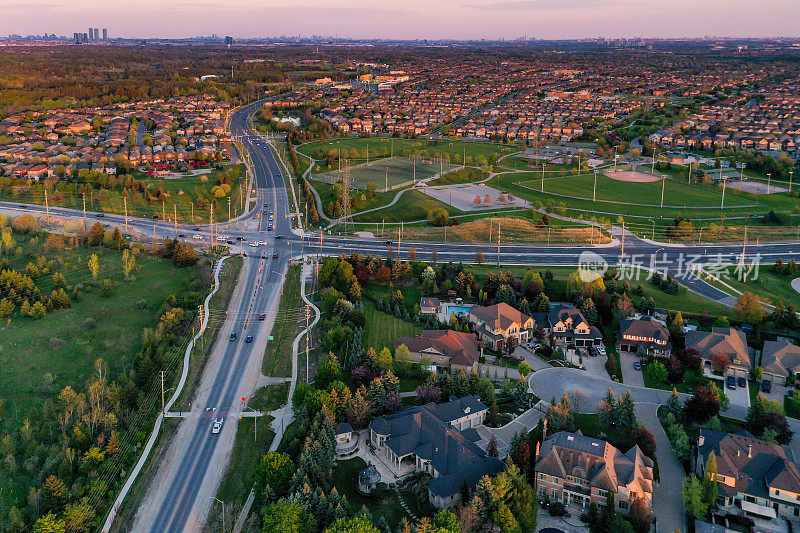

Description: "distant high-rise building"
94 28 99 41
225 36 234 45
88 27 92 41
102 28 108 41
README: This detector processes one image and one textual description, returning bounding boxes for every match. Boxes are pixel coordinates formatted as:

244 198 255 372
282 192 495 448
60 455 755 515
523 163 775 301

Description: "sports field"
298 137 516 172
313 156 457 191
515 172 756 209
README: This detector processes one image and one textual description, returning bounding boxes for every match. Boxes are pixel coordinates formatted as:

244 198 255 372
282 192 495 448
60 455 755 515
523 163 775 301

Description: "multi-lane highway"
2 100 800 532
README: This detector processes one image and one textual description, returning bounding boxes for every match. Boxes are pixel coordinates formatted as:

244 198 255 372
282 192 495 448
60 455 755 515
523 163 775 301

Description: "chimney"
542 417 548 441
748 444 752 458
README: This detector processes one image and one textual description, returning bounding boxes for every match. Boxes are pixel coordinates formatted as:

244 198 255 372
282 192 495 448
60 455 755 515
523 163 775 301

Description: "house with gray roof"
761 338 800 386
534 431 654 512
468 302 535 353
616 315 671 357
547 304 604 349
695 429 800 522
368 396 502 508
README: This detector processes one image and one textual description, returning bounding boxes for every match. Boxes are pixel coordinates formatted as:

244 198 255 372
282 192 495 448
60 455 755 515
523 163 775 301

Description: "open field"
349 189 465 223
298 137 517 173
0 234 198 415
361 298 422 352
701 264 800 308
262 265 302 377
313 156 457 191
0 164 247 223
515 171 755 209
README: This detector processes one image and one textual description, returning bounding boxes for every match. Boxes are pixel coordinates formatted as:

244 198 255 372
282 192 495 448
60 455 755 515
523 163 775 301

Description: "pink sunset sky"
2 0 798 39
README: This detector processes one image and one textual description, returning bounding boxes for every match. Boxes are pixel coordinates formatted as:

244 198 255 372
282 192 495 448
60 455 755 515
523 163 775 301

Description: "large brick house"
686 327 753 379
395 330 481 374
469 302 535 352
368 396 503 509
695 430 800 522
616 316 671 357
534 431 654 512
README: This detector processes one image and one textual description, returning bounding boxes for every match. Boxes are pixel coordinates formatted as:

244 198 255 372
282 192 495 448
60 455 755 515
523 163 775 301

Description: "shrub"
549 502 566 517
84 317 97 330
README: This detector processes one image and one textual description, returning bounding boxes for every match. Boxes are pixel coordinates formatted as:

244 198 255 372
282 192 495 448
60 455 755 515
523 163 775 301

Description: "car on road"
737 376 747 388
18 204 26 208
633 361 642 371
95 213 105 218
275 235 284 239
178 233 186 238
762 380 772 393
192 227 201 231
267 225 273 231
236 236 244 241
193 234 203 240
152 215 159 220
250 242 258 247
726 376 737 390
217 235 226 241
385 241 393 246
229 331 237 341
211 418 223 434
245 335 253 343
258 313 266 321
272 253 279 258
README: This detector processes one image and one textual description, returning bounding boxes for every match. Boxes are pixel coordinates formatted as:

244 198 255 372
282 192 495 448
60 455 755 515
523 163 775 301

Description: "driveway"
620 352 645 388
725 380 751 410
636 404 686 533
582 354 609 379
512 345 551 371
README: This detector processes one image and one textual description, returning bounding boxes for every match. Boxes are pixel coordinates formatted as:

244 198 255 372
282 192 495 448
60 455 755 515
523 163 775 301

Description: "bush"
549 502 566 517
84 317 97 330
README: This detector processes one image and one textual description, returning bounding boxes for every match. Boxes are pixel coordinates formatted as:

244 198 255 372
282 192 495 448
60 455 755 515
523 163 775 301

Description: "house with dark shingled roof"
368 395 502 508
695 429 800 522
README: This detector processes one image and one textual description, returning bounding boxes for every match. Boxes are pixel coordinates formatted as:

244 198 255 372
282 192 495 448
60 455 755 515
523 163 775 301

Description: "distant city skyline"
1 0 798 40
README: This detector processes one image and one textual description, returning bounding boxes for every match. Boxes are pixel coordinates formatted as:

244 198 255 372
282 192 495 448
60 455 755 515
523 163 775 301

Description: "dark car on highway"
229 331 237 341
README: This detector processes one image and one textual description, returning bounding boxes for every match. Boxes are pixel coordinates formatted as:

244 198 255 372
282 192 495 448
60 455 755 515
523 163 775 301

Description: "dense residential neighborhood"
1 35 800 533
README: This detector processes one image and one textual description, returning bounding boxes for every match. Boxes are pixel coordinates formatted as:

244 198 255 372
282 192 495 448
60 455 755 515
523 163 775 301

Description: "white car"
249 242 258 247
596 345 607 356
193 234 203 240
212 418 223 434
217 235 227 241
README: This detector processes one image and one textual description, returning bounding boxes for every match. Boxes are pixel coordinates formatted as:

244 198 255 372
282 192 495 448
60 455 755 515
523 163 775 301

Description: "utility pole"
124 196 128 231
790 170 794 194
210 205 214 245
397 226 401 257
160 370 165 415
44 189 49 218
496 221 501 266
174 205 177 238
191 202 194 222
660 176 666 208
767 172 771 194
721 177 727 208
741 225 748 265
228 197 231 222
651 148 657 175
541 163 545 192
621 220 626 257
83 193 86 222
162 200 166 221
385 167 388 191
305 305 310 383
593 171 597 202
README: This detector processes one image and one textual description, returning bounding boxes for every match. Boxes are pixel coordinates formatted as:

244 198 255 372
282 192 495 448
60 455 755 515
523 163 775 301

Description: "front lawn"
362 298 422 353
333 457 409 525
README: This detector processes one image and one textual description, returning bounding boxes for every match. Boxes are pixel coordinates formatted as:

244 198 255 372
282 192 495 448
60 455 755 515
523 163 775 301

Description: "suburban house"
395 330 481 375
368 396 503 509
548 304 604 349
761 338 800 386
469 302 536 352
534 431 654 512
616 316 672 357
419 297 440 316
685 327 753 379
695 429 800 522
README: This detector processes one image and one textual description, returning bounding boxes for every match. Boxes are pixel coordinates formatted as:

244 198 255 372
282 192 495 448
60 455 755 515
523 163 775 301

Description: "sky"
2 0 798 40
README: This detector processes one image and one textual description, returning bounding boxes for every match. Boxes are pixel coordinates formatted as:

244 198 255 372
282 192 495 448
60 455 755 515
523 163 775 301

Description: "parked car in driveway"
596 345 606 356
737 377 747 388
762 380 772 393
633 361 642 370
726 376 737 390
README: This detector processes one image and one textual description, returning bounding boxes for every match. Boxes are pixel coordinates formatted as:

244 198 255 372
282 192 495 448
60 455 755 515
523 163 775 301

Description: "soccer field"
516 172 756 209
313 156 457 191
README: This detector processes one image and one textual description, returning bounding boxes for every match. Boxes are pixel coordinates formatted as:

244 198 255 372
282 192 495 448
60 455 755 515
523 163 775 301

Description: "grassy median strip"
262 265 302 378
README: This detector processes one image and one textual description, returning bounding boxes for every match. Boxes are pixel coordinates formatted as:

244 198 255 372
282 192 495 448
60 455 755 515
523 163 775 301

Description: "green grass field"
349 189 465 224
1 164 247 223
704 264 800 308
262 265 302 377
515 171 755 209
362 298 422 352
298 137 516 172
314 156 456 191
0 235 197 415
